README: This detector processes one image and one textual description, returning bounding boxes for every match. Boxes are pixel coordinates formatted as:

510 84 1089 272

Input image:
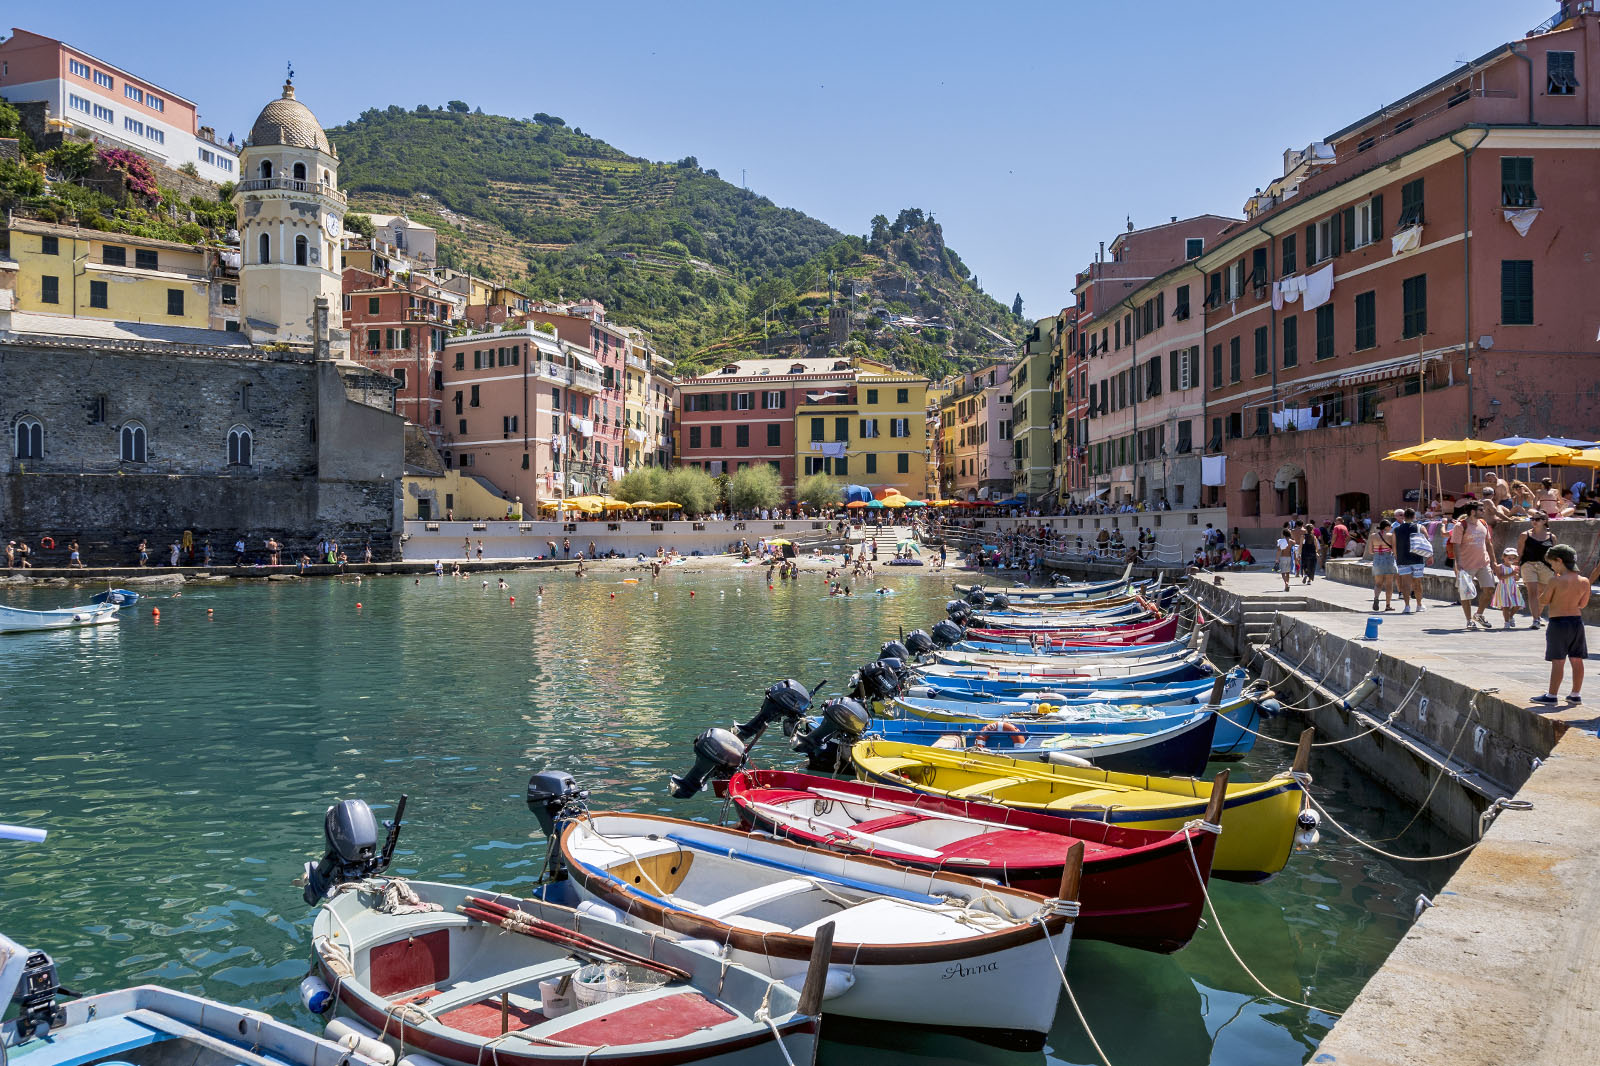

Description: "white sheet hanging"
1201 454 1227 487
1391 225 1423 256
1503 208 1540 237
1301 264 1335 312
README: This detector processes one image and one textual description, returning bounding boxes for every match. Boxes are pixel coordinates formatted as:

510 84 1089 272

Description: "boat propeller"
301 794 408 905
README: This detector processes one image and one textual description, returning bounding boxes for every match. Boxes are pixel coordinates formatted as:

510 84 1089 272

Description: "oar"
461 897 690 981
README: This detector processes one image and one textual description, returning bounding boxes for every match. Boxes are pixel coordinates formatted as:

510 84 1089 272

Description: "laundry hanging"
1503 208 1540 237
1201 454 1227 487
1391 225 1423 256
1301 264 1335 312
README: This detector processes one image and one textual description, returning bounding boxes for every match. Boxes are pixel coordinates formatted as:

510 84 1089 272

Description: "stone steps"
1239 597 1310 643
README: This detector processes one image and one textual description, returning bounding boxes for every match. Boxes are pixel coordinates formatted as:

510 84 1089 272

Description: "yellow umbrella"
767 538 791 546
882 496 908 508
630 500 657 508
1385 438 1457 462
599 498 633 510
537 499 563 510
651 501 682 509
1553 448 1600 468
1496 441 1579 466
1411 439 1511 465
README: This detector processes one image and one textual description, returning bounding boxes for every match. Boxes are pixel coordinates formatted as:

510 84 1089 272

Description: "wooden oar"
460 897 690 981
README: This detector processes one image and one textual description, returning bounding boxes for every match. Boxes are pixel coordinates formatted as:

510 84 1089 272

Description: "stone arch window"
292 161 306 181
260 159 273 179
295 234 309 266
14 416 43 459
120 421 147 463
227 425 253 467
258 233 270 264
320 168 331 186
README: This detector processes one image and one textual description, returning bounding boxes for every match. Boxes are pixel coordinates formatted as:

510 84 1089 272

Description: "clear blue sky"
33 0 1554 319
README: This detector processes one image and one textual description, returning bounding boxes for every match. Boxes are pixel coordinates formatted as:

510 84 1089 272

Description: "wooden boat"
890 687 1262 758
91 588 141 606
312 877 820 1066
935 638 1194 666
956 564 1136 600
902 671 1241 707
851 738 1308 882
0 601 119 634
1 932 376 1066
875 710 1219 775
913 653 1210 694
966 603 1154 628
963 612 1181 646
725 768 1221 953
558 811 1080 1050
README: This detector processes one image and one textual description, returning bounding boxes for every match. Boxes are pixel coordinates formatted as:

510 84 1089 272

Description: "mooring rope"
1032 917 1116 1066
1225 671 1426 749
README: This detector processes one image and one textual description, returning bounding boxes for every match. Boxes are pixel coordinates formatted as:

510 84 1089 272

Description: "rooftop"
1 310 255 351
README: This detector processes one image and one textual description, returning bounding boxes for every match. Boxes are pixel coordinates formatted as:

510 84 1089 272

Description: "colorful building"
341 266 457 439
4 219 215 330
0 27 240 183
1011 321 1054 501
938 363 1012 501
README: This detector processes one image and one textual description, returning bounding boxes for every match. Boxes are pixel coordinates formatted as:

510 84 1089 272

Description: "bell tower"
235 79 344 347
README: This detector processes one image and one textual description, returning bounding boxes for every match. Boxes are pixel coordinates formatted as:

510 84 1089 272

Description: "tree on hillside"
869 214 890 248
446 100 470 113
1012 293 1024 317
795 473 844 511
728 464 783 513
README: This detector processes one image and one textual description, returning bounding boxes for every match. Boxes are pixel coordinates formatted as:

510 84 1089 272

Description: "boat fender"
324 1018 396 1066
298 975 332 1014
931 734 964 750
1046 751 1094 768
1294 808 1321 850
575 899 621 924
780 966 854 1001
676 938 727 958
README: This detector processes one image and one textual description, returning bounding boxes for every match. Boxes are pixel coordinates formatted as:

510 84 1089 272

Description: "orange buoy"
689 591 695 597
356 602 363 609
508 596 515 604
768 584 774 590
151 607 160 617
610 592 615 599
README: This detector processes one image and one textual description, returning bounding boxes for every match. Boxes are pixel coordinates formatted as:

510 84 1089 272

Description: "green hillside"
328 105 1021 376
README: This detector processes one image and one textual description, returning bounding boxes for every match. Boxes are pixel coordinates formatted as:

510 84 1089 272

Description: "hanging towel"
1301 264 1335 312
1201 454 1227 487
1503 208 1540 237
1391 225 1423 256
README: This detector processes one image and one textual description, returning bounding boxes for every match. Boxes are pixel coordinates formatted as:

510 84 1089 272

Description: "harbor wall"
401 518 845 561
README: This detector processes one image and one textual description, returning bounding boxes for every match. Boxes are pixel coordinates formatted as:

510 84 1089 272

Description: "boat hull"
881 711 1219 776
0 601 120 634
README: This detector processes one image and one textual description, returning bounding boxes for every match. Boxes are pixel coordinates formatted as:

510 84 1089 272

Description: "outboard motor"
303 794 408 905
5 940 69 1041
794 697 871 773
966 587 988 606
930 619 965 649
736 679 816 746
880 640 910 664
526 770 589 836
668 728 748 799
853 658 905 704
945 599 973 623
904 629 935 657
988 593 1012 611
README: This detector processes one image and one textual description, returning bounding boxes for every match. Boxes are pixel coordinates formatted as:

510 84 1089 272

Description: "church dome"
248 81 333 155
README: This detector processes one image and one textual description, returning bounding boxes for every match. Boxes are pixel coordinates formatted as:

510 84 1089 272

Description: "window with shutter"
1501 260 1533 324
1253 326 1268 375
1341 207 1356 253
1229 337 1240 382
1211 344 1223 389
1354 291 1376 350
1283 316 1298 368
1501 157 1535 207
1170 350 1181 393
1250 248 1267 288
1398 179 1425 227
1331 211 1344 257
1304 223 1317 265
1175 285 1190 320
1282 234 1297 275
1402 274 1427 338
1547 51 1578 95
1315 305 1335 359
1369 194 1383 242
1187 347 1200 389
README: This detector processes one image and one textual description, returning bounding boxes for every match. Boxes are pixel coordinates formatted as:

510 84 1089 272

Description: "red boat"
726 768 1223 954
965 611 1182 646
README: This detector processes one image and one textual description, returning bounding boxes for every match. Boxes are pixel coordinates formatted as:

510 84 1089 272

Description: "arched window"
120 422 147 463
292 161 306 181
260 159 273 179
228 425 253 467
294 234 308 266
258 233 270 264
321 169 331 186
14 417 42 459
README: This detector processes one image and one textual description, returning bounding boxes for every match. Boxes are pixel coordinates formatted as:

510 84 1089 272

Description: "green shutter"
1330 213 1343 257
1342 208 1356 253
1369 195 1383 241
1305 224 1316 264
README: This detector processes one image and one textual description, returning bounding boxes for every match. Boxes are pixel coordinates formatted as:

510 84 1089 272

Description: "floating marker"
510 596 517 604
610 592 616 599
151 607 160 617
689 591 695 597
355 602 363 609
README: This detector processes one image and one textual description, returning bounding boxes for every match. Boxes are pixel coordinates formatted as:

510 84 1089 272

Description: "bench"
946 777 1026 799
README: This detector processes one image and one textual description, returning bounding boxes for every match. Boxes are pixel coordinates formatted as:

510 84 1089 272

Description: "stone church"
0 81 405 563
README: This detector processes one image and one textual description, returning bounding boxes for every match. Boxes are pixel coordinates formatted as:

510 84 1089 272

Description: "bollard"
1363 615 1382 641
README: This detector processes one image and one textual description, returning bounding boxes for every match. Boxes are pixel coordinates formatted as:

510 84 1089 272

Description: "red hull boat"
965 612 1181 646
726 768 1222 954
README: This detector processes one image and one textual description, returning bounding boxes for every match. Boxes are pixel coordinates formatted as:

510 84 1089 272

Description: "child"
1492 547 1524 629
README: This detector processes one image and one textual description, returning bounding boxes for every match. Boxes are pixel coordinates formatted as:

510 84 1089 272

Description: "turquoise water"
0 569 1458 1064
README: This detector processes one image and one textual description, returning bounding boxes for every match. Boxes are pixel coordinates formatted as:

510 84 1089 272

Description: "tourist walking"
1447 502 1496 630
233 538 246 566
138 539 150 567
1367 519 1398 611
1300 523 1318 584
1492 548 1525 628
1392 508 1427 613
68 541 84 567
463 537 472 560
1532 545 1589 704
1330 517 1349 559
169 541 180 567
1517 514 1556 629
1275 525 1294 591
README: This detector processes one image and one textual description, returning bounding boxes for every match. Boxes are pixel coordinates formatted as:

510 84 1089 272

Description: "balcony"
625 354 649 372
537 361 602 394
236 177 346 205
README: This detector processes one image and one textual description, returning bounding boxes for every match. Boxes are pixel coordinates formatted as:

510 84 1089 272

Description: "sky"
25 0 1556 319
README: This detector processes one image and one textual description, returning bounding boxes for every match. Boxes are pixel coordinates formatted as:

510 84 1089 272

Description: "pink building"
0 27 240 183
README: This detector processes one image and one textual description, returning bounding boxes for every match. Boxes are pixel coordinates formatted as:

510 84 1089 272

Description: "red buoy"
508 596 515 604
355 602 363 609
689 591 695 597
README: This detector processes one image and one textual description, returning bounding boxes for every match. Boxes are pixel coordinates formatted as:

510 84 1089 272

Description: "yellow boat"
850 738 1307 882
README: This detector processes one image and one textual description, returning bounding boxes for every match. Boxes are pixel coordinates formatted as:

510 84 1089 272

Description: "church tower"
235 79 344 347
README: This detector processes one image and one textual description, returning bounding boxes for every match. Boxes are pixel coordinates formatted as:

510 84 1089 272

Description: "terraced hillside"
328 105 1021 374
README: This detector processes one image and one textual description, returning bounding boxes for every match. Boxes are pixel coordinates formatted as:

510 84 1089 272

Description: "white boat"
557 811 1081 1050
0 601 120 634
312 877 820 1066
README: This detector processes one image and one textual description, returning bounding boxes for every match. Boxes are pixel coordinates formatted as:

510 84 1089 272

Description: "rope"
1369 690 1482 845
1032 916 1116 1066
1225 671 1425 749
1251 636 1356 712
1181 832 1342 1017
752 983 800 1066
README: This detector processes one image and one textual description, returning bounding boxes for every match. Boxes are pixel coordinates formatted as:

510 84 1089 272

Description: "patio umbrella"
629 500 656 508
767 538 791 546
537 500 563 510
882 496 908 508
904 500 926 507
1552 448 1600 467
650 501 682 509
846 500 868 509
1384 438 1457 462
600 498 633 510
1496 441 1578 466
1414 439 1515 465
866 499 886 509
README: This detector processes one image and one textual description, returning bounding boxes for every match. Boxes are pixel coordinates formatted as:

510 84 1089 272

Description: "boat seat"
844 813 924 835
698 878 815 921
870 758 924 776
946 777 1027 800
1045 789 1124 812
421 959 582 1014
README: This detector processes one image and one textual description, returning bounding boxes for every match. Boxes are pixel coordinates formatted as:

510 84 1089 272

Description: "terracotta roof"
248 81 333 154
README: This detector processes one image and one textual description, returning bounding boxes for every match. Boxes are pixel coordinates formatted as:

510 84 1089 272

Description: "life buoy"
39 536 55 550
182 530 194 552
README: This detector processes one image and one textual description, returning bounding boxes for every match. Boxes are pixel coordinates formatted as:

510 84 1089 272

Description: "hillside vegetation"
328 105 1021 376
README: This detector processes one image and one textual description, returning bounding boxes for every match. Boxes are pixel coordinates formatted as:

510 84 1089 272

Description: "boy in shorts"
1532 544 1591 705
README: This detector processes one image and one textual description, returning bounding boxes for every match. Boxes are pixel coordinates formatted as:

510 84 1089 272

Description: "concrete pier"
1178 569 1600 1064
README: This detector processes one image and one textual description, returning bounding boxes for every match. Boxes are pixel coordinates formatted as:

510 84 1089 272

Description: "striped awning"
1337 353 1441 387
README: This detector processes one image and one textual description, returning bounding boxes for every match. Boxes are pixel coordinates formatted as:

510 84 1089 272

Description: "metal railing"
236 177 346 204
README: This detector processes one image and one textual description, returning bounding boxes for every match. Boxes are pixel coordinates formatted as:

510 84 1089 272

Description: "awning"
572 352 603 373
1336 353 1441 387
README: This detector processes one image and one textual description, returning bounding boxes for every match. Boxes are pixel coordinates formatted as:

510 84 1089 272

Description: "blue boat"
896 668 1250 712
882 691 1261 759
91 588 140 606
874 709 1219 775
914 656 1209 696
941 638 1194 661
0 932 376 1066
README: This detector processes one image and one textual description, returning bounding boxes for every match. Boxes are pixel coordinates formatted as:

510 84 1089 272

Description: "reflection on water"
0 571 1456 1061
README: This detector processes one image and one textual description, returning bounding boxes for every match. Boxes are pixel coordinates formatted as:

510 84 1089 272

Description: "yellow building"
6 219 214 330
793 371 928 499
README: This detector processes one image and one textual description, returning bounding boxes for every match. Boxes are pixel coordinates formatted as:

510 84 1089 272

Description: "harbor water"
0 569 1459 1065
